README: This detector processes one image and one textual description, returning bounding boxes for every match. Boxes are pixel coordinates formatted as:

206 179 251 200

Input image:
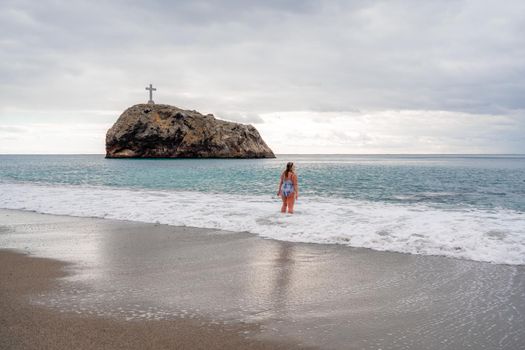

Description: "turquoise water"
1 154 524 264
1 154 524 211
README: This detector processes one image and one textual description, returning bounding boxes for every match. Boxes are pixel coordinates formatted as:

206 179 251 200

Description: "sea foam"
0 183 523 265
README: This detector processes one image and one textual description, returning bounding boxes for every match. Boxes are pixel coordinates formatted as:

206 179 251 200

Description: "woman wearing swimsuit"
277 162 299 214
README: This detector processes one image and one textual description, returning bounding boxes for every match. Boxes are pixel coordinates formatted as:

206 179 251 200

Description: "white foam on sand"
0 182 524 265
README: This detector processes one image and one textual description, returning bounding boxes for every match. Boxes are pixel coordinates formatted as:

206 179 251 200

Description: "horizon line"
1 153 524 156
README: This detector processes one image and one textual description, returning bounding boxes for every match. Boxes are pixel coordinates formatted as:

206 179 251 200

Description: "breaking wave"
1 182 524 265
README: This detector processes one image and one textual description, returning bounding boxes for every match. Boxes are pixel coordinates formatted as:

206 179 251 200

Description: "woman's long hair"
284 162 294 179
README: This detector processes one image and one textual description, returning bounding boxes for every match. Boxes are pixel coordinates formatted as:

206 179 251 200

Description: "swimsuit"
281 178 295 197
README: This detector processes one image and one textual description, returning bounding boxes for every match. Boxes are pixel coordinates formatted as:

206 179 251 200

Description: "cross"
145 83 156 104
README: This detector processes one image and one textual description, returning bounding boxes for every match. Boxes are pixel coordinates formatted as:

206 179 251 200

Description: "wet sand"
0 249 311 349
1 209 524 349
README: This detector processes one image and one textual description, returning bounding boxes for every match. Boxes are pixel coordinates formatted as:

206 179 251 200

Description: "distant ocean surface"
1 154 524 265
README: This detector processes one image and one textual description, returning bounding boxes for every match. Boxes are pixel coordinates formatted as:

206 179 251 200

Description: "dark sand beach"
1 209 524 349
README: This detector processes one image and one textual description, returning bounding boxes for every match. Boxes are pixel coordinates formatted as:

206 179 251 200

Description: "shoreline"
5 206 518 268
4 206 510 268
2 181 523 266
1 208 524 349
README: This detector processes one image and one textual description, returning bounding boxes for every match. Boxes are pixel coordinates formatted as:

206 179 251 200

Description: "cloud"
0 122 111 154
0 125 28 133
256 109 525 154
217 111 265 124
0 0 524 153
2 0 524 112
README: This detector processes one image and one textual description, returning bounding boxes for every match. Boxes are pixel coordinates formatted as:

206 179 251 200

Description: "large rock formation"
105 104 275 158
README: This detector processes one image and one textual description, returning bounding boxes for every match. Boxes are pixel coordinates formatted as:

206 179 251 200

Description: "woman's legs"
286 195 295 214
281 195 288 213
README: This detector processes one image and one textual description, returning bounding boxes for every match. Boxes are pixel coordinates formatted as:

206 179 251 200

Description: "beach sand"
1 209 524 349
0 250 308 350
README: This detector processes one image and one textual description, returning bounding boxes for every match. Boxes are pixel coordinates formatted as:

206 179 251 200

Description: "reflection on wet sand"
272 243 294 317
1 209 524 350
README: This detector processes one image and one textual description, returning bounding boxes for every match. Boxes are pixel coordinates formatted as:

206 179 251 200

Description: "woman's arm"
277 173 283 196
293 174 299 199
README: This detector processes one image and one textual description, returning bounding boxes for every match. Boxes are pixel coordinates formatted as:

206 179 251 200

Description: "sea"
0 154 524 265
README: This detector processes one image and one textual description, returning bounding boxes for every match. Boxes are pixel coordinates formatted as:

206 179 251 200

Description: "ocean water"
0 154 524 265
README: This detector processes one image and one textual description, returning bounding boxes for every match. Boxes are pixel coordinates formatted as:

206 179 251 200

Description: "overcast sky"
1 0 524 154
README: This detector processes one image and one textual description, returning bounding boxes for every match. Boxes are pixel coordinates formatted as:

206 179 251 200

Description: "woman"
277 162 299 214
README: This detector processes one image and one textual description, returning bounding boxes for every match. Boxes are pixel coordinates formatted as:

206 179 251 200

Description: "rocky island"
105 104 275 158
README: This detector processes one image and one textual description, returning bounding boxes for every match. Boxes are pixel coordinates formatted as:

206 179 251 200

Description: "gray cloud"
1 0 523 112
0 0 524 153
